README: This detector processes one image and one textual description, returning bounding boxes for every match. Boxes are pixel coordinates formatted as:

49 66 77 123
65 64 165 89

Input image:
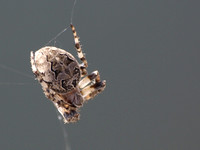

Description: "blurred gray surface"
0 0 200 150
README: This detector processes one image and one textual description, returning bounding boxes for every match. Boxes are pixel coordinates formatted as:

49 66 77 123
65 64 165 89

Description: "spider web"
45 0 77 46
0 0 79 150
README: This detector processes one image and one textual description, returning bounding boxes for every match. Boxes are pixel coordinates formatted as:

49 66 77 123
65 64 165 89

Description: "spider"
30 24 106 123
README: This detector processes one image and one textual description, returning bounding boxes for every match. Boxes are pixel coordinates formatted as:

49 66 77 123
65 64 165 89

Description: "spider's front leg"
70 24 106 100
79 70 106 101
70 24 88 77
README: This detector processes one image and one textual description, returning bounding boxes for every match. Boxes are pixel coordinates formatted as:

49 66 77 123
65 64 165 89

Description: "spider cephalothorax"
30 24 106 123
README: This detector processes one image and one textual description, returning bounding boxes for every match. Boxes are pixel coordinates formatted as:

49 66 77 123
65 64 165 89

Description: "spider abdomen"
33 46 81 93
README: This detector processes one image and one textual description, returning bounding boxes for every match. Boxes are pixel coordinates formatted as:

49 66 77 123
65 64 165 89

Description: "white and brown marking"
70 24 88 76
30 24 106 123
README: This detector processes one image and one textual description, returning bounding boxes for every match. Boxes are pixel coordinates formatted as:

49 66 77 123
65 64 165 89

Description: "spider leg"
30 51 37 74
78 70 100 89
79 70 106 101
30 51 42 79
53 101 80 123
70 24 88 77
81 80 106 101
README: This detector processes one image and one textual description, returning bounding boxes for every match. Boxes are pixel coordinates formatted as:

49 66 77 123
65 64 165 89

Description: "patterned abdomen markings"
33 47 83 122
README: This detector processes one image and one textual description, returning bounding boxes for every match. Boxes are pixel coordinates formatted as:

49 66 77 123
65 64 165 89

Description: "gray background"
0 0 199 150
